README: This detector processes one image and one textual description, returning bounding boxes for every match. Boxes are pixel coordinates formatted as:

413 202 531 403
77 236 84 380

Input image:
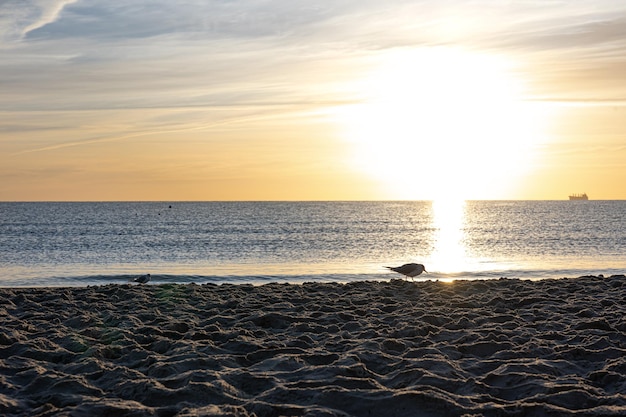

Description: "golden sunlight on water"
427 200 519 277
428 199 470 274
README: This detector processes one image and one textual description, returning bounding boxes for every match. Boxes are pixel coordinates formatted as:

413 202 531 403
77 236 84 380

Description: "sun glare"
429 198 467 273
335 47 548 200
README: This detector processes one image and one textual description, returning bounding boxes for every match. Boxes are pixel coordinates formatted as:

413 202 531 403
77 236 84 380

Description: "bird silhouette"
133 273 151 284
385 263 427 280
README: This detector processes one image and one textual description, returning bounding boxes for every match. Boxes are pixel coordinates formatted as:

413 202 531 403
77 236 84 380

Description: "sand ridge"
1 276 625 416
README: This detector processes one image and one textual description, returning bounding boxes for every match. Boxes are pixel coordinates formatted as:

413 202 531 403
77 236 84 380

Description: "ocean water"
0 201 624 287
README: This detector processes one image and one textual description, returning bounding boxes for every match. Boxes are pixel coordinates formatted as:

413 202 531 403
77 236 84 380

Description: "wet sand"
1 276 625 416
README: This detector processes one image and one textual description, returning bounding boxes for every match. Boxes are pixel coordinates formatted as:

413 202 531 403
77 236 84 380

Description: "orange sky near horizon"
1 1 626 201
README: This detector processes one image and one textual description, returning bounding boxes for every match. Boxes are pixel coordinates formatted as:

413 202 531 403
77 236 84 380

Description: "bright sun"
335 46 548 200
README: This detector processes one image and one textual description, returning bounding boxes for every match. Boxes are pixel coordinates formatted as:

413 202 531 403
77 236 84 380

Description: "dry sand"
1 276 625 416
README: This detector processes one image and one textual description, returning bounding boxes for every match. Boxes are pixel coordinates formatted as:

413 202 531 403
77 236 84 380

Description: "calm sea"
0 201 624 287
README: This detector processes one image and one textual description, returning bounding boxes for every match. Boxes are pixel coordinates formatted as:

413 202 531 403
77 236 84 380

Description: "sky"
1 0 625 201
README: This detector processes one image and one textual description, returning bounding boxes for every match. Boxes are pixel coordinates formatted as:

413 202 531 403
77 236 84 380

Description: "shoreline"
1 276 625 416
2 270 626 289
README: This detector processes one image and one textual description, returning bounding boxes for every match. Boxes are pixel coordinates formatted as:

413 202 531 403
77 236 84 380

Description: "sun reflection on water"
428 199 470 274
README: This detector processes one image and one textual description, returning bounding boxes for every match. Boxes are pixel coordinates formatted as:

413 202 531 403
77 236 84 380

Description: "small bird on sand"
134 274 151 284
385 263 427 280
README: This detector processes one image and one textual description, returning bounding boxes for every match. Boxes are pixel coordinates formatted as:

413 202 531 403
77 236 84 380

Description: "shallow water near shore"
1 201 624 286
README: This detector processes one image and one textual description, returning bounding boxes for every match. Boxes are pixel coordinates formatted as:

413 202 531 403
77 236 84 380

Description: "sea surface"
0 201 624 287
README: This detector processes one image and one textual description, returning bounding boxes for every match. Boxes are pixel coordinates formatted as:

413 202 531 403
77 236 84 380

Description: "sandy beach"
1 276 625 416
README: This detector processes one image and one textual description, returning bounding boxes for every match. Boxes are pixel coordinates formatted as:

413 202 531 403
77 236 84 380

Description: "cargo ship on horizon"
569 193 589 200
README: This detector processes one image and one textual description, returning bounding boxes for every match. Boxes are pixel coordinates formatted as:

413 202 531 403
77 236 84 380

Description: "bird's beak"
424 269 428 273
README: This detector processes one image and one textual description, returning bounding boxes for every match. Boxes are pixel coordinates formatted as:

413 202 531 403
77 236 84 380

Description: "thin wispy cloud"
0 0 78 41
2 0 625 111
1 1 624 106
